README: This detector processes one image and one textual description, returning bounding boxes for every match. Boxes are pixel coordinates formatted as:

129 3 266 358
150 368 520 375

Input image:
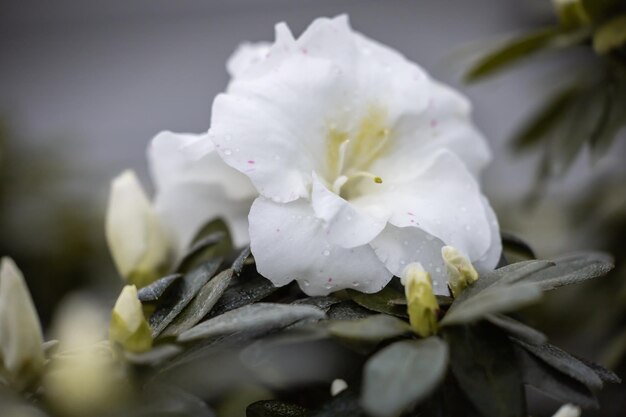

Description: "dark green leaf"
292 296 342 312
573 355 622 384
441 283 542 326
454 260 554 304
444 324 525 417
326 301 372 320
519 251 614 290
232 247 252 276
511 87 579 153
138 274 181 303
465 28 589 82
178 303 326 343
513 340 603 390
176 232 227 273
486 314 548 345
161 269 234 337
589 77 626 157
149 260 221 337
328 315 411 343
348 287 407 318
246 400 308 417
124 344 183 365
209 272 278 317
594 14 626 53
518 348 599 408
582 0 624 22
361 338 449 417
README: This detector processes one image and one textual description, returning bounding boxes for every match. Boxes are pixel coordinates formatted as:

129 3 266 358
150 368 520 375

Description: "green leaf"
465 28 589 82
149 259 221 337
511 86 579 153
513 340 603 390
326 301 373 320
486 314 548 345
581 0 624 22
328 315 412 343
178 303 326 343
594 14 626 54
348 287 408 318
292 296 342 312
518 348 598 408
209 271 278 317
176 231 227 274
517 251 614 290
444 324 525 417
589 77 626 158
124 344 182 365
441 283 542 326
454 260 554 304
232 246 252 276
137 274 181 303
361 338 449 417
246 400 309 417
574 355 621 384
161 269 234 337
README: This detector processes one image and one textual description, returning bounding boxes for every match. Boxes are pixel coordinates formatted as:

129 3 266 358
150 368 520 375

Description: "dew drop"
400 260 406 265
303 280 310 287
352 281 360 288
322 249 331 257
346 216 352 221
223 149 232 156
403 240 409 246
435 267 442 273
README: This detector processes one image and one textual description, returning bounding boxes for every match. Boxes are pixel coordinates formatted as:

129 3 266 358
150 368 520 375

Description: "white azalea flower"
148 131 256 257
208 15 501 295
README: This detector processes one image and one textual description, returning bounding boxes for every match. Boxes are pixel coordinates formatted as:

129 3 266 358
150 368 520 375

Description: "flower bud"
109 285 152 353
442 246 479 298
552 0 590 29
402 263 439 338
0 257 44 391
552 404 581 417
105 170 170 288
330 379 348 396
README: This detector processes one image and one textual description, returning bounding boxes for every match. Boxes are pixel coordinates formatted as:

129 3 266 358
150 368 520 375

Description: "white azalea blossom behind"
206 15 500 295
148 131 256 257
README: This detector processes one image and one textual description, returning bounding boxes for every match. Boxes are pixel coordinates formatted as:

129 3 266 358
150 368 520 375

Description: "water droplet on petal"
352 281 360 287
322 249 331 257
403 240 409 246
303 280 310 287
223 149 232 156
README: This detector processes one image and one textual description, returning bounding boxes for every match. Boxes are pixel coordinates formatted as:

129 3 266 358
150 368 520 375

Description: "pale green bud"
552 0 590 29
105 170 170 288
442 246 479 298
0 257 44 391
402 263 439 338
109 285 152 353
552 404 581 417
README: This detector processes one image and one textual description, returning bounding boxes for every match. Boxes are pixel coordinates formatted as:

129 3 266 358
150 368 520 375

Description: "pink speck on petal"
430 119 438 128
407 212 415 216
327 277 333 283
410 219 415 223
247 160 255 164
276 228 280 233
301 47 308 54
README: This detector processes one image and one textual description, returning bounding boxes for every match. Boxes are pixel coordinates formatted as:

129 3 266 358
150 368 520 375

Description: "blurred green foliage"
0 120 111 327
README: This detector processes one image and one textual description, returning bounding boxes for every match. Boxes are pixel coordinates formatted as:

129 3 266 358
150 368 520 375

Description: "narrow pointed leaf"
161 269 234 337
441 283 542 326
348 287 407 317
486 314 548 345
361 338 449 417
444 324 525 417
514 339 603 390
246 400 308 417
328 315 412 343
209 272 278 317
137 274 181 303
149 260 221 337
179 303 326 342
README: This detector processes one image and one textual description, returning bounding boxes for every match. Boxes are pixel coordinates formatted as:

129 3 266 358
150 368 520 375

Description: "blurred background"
0 0 624 415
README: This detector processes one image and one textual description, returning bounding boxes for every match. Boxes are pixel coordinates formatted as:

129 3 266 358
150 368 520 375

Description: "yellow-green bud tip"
442 246 479 298
402 263 439 338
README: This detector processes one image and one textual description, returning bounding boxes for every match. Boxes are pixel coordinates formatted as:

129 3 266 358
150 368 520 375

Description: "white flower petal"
369 225 450 295
355 150 493 261
249 197 392 295
311 173 387 248
472 197 502 272
148 131 256 254
154 181 252 256
226 42 271 80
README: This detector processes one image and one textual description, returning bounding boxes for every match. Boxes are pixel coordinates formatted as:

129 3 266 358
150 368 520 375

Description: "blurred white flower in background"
207 15 501 295
148 131 256 258
0 257 44 391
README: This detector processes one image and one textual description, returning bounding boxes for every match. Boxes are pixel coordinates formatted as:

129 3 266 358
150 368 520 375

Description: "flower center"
325 106 391 200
